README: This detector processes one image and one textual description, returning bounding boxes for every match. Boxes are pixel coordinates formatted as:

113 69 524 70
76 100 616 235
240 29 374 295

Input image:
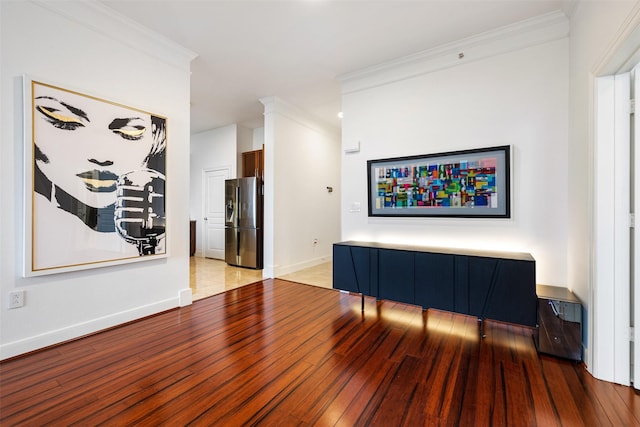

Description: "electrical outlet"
8 290 25 309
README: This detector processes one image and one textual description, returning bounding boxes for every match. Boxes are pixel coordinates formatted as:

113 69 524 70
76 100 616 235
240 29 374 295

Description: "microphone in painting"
114 169 166 256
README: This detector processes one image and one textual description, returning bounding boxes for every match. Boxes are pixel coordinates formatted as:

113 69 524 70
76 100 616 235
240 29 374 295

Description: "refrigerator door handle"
236 229 241 259
236 186 241 223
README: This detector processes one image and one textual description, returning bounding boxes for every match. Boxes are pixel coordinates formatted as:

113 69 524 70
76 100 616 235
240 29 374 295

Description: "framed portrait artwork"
23 76 167 276
367 145 511 218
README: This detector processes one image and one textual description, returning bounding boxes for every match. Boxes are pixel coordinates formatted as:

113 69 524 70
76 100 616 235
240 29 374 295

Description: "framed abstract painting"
23 76 167 276
367 145 511 218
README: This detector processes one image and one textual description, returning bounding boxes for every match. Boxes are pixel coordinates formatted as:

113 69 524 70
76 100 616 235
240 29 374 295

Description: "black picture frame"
367 145 510 218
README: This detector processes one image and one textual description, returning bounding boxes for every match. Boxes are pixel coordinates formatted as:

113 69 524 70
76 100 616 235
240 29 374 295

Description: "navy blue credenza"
333 241 537 327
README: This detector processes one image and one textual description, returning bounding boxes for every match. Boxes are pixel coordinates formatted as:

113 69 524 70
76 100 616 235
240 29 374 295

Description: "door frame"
589 2 640 386
594 73 631 385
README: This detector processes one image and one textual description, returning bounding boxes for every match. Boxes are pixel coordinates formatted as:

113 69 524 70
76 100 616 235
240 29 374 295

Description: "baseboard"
0 297 178 361
274 255 332 277
178 288 193 306
583 344 591 372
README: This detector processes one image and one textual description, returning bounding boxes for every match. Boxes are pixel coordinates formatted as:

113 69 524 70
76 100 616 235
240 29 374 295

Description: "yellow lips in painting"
79 177 117 189
76 170 119 193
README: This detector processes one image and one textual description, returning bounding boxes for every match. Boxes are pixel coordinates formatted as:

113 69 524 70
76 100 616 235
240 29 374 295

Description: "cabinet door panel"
242 149 264 178
378 249 414 305
467 257 498 318
414 253 454 311
333 245 370 294
454 256 470 314
369 248 379 298
483 259 537 326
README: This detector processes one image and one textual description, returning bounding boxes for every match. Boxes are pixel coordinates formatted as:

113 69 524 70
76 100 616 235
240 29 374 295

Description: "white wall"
0 1 194 359
190 124 238 256
261 97 341 277
236 124 255 174
341 36 569 286
253 127 265 151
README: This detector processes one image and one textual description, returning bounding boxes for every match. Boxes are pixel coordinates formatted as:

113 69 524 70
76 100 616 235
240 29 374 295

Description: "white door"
203 167 230 259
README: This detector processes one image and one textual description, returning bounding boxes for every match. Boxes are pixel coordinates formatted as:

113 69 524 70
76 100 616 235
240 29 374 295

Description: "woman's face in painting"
34 84 155 208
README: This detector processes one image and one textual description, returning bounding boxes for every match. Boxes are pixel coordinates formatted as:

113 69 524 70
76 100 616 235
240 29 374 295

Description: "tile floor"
278 262 333 289
190 256 332 301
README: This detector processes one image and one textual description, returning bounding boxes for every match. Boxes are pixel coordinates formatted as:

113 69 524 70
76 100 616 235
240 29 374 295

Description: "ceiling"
100 0 567 134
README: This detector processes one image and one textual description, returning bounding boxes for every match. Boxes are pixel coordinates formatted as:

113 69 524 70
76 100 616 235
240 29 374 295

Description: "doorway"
594 68 639 387
202 167 230 259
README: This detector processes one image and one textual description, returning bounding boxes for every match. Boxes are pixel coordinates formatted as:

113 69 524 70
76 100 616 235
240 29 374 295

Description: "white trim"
339 11 569 94
259 96 340 138
635 68 640 388
613 73 631 386
593 2 640 76
274 255 332 278
32 0 198 71
0 297 179 360
178 288 193 307
593 75 617 381
561 0 580 19
585 70 596 374
593 73 632 385
587 1 640 386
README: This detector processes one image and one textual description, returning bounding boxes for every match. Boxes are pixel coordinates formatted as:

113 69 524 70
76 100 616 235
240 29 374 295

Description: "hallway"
189 256 332 300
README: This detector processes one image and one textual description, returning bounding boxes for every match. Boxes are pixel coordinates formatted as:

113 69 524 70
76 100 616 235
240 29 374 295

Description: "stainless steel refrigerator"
225 177 263 269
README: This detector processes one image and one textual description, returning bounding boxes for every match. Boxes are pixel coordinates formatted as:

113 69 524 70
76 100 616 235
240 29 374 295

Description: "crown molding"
339 10 569 94
260 96 340 138
32 0 198 71
561 0 580 19
592 1 640 75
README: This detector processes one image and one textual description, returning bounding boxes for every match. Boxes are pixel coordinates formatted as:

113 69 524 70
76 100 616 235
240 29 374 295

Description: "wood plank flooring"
1 279 639 426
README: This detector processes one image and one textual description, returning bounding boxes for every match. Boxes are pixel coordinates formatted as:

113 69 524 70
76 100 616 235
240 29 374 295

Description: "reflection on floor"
190 256 332 301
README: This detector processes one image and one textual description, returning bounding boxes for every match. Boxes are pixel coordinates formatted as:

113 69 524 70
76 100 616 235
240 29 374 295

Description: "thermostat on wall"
344 141 360 153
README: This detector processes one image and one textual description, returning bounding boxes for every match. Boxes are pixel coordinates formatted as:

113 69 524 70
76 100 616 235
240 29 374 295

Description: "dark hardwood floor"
1 279 639 426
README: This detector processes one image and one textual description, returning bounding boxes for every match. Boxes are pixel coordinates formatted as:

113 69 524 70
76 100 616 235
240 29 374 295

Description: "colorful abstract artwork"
367 146 510 218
